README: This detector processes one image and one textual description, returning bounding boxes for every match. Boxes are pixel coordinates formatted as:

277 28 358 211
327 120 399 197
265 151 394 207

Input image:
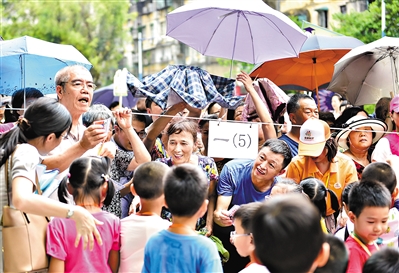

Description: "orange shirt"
286 152 358 216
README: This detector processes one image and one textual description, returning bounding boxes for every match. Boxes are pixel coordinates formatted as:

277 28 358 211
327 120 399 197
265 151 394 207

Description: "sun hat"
298 118 331 157
335 116 387 150
390 95 399 113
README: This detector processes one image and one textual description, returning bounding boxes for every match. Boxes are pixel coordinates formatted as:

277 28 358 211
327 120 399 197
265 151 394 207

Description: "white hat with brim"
298 118 331 157
335 116 387 150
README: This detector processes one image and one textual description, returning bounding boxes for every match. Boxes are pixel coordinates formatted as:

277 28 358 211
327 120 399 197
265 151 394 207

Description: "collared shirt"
286 152 358 215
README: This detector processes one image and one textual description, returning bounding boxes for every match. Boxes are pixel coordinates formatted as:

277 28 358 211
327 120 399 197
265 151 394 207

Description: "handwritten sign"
208 120 258 159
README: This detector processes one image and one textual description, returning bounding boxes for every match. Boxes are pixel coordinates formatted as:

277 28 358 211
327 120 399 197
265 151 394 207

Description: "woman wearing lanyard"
286 118 358 233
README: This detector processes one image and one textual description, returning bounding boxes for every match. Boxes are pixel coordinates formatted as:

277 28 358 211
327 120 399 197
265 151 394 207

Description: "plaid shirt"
126 65 243 109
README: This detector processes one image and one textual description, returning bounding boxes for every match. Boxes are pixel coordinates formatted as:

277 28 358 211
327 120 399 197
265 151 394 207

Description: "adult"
375 97 394 132
334 106 369 130
145 97 163 122
330 93 343 119
372 95 399 162
0 97 102 270
109 109 151 218
286 118 357 233
213 139 292 273
279 93 319 157
157 119 219 236
42 65 111 177
5 87 44 123
335 116 387 179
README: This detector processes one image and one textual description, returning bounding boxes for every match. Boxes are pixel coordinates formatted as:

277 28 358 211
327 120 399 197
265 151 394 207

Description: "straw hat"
335 116 387 150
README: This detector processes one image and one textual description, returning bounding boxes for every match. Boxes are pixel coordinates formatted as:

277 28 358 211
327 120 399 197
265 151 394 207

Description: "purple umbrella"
92 84 138 109
167 0 307 68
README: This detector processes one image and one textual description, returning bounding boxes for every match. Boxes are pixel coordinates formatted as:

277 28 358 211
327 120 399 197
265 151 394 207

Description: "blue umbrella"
92 84 138 109
0 36 92 95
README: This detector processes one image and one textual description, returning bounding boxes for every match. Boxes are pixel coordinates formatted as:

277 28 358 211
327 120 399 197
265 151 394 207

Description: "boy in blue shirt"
142 164 223 273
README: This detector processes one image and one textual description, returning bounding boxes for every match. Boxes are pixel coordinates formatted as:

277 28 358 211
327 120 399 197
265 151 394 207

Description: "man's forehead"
299 98 317 108
70 68 93 81
259 147 284 162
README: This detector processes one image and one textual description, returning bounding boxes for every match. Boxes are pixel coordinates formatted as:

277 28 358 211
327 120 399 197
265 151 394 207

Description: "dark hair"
58 156 115 206
361 162 397 194
363 248 399 273
208 102 220 114
375 97 391 120
0 97 72 167
82 104 114 127
300 177 340 217
261 139 292 169
133 162 169 200
198 114 218 129
6 88 44 122
334 107 368 129
108 101 123 110
342 182 358 206
131 109 147 125
252 194 325 273
145 97 162 110
167 119 198 144
233 202 263 233
163 164 208 217
324 137 338 162
314 234 348 273
275 178 303 193
287 93 314 114
319 111 335 126
348 180 391 217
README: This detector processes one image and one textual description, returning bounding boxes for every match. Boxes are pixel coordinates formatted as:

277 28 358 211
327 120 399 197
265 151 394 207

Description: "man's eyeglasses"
135 130 147 139
60 80 97 91
230 231 251 240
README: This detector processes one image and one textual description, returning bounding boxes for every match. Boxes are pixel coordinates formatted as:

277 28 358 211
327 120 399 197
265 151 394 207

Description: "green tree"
1 0 135 86
332 0 399 44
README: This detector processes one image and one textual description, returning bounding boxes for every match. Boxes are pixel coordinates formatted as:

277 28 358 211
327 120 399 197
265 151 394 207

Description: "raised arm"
236 71 277 140
143 102 186 152
113 108 151 171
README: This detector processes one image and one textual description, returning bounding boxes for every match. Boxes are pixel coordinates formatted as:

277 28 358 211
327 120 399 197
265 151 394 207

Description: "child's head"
348 180 391 243
270 178 303 196
341 182 358 215
314 235 349 273
361 162 397 195
300 177 340 218
231 202 263 258
163 164 208 218
252 194 329 273
132 161 168 200
58 156 115 206
363 248 399 273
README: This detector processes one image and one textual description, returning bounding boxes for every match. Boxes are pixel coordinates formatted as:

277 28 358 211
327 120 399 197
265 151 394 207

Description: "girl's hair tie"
67 173 71 178
101 174 109 182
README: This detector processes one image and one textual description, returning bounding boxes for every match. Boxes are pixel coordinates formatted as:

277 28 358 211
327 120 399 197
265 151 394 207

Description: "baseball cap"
298 118 331 157
390 95 399 113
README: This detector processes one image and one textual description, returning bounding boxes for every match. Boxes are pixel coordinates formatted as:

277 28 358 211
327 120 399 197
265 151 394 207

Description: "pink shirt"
47 211 120 273
345 236 378 273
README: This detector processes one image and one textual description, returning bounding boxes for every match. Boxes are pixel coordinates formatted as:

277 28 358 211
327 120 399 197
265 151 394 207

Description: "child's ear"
101 181 108 202
310 242 330 270
348 211 356 224
392 188 399 199
197 199 209 218
130 183 137 196
67 182 74 195
46 133 56 142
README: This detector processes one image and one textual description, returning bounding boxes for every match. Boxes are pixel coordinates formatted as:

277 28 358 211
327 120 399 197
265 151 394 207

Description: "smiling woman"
156 119 219 236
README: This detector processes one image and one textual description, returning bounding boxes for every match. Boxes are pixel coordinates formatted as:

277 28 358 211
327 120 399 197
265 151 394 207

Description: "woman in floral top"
157 119 219 236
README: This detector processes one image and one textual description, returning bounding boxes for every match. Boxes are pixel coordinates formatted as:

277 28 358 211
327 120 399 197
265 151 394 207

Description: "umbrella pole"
313 58 320 111
229 59 233 79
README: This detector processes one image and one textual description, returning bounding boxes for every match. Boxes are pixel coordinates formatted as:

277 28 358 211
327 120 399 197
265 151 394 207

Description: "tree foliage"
1 0 134 86
332 0 399 43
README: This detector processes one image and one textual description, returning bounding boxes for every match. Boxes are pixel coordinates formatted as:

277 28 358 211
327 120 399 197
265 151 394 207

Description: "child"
119 161 171 273
142 164 223 273
252 194 330 273
270 178 303 196
314 235 349 273
46 157 120 273
345 180 391 273
300 177 340 234
361 162 399 248
335 182 358 242
362 248 399 273
231 203 269 273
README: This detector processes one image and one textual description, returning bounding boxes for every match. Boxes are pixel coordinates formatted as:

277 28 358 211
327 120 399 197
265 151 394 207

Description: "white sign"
208 120 258 159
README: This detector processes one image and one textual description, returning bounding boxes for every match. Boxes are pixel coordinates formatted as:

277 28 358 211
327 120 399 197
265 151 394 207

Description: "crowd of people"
1 64 399 273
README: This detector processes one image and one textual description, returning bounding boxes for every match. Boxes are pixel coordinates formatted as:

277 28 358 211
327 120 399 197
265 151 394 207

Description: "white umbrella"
328 36 399 105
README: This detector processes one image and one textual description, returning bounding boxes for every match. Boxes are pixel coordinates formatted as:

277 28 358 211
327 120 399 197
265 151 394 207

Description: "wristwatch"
66 208 74 219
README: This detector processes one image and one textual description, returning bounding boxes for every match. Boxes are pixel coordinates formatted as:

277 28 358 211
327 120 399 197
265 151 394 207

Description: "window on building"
316 8 328 28
340 5 347 14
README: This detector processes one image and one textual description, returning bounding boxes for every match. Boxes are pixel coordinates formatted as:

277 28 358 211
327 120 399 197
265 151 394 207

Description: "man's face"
57 68 94 116
291 98 319 126
251 146 285 185
147 102 163 121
